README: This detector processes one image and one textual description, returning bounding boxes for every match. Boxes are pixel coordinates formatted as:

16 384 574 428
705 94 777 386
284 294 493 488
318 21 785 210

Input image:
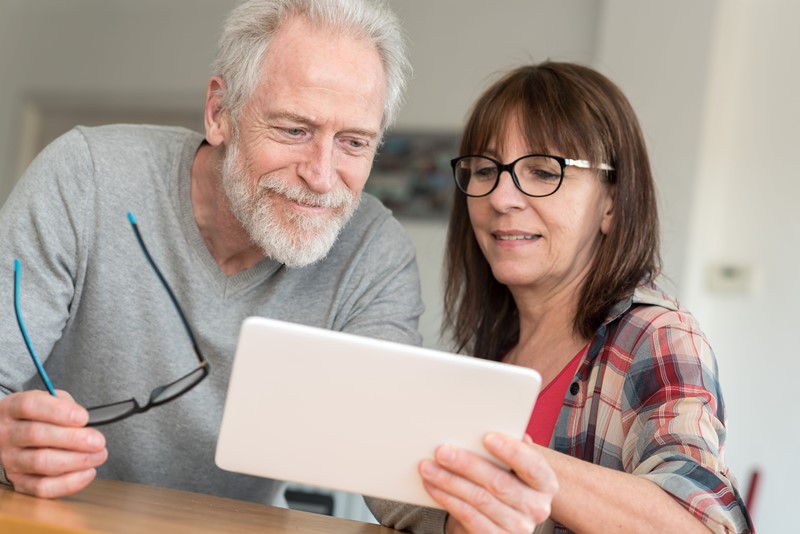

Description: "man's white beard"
221 140 360 268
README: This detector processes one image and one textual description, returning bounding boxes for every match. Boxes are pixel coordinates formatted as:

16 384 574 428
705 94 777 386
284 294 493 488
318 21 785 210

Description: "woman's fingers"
419 435 559 533
423 473 506 534
483 433 559 511
420 446 539 533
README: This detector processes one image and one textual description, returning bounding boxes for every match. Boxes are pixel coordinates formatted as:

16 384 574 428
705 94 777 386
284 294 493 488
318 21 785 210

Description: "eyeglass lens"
453 155 564 197
87 366 207 425
81 214 210 426
14 212 209 427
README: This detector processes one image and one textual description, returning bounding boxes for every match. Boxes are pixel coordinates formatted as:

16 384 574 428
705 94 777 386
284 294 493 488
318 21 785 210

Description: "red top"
526 346 587 446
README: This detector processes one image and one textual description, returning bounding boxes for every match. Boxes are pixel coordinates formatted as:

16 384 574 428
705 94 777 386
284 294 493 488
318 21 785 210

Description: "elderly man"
0 0 421 506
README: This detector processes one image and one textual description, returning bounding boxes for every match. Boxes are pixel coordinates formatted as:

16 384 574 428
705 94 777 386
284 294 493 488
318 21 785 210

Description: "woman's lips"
492 230 541 241
494 234 539 241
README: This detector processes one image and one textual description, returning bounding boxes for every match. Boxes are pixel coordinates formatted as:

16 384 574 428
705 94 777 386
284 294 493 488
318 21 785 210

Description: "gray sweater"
0 124 424 505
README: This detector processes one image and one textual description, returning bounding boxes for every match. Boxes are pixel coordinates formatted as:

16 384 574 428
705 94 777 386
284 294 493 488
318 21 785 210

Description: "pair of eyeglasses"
13 212 209 426
450 154 614 198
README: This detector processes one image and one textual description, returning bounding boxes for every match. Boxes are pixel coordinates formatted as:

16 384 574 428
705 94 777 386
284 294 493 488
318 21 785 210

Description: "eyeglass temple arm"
564 158 614 171
127 212 206 365
13 259 57 396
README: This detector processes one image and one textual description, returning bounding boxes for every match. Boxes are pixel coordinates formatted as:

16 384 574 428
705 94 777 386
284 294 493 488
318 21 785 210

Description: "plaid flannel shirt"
550 282 753 533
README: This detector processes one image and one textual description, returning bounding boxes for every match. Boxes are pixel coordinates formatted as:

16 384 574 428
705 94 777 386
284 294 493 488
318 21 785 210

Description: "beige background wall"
1 1 795 531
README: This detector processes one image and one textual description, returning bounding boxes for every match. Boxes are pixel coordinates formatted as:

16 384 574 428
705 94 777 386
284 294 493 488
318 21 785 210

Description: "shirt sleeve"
622 309 753 533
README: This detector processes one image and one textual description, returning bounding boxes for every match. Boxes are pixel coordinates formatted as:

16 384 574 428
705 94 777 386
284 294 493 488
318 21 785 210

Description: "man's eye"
286 128 304 136
349 139 366 149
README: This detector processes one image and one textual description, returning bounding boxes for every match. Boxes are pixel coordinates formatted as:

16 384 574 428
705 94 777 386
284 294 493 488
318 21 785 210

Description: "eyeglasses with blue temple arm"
13 212 210 426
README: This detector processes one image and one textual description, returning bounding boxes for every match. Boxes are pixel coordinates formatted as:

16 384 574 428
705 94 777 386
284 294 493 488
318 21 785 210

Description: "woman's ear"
600 184 615 235
204 76 230 147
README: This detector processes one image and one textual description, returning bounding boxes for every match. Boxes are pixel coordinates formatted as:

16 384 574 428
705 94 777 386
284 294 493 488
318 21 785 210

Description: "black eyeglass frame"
13 212 209 426
450 153 615 198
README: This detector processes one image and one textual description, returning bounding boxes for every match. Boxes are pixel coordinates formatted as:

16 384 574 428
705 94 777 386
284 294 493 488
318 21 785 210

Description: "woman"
367 62 752 533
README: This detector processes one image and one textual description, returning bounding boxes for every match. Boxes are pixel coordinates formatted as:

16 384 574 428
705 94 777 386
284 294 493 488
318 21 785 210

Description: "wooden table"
0 479 401 533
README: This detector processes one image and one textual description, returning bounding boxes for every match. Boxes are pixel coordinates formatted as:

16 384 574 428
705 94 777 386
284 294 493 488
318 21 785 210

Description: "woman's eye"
533 170 560 181
474 166 497 180
519 164 560 181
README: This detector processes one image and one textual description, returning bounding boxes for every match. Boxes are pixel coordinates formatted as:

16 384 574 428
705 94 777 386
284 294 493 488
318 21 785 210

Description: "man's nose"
296 139 336 194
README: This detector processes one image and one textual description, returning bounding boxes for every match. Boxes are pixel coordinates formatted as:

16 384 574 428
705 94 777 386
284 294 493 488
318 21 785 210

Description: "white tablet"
215 317 541 509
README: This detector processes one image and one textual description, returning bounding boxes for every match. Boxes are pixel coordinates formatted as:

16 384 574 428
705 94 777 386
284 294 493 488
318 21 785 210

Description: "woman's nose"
487 169 527 211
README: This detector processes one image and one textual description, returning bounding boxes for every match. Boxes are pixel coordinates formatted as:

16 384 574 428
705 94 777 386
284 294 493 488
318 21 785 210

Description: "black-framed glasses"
450 154 614 198
13 212 209 426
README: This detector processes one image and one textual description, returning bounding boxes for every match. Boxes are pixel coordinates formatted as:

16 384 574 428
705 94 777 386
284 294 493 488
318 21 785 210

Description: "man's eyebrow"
346 127 380 141
267 111 379 140
267 111 315 125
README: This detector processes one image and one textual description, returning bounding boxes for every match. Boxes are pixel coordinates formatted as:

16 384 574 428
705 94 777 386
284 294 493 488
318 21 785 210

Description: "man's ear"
205 76 230 147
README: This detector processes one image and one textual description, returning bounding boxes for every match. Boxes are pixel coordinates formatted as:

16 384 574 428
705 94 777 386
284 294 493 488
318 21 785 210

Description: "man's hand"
0 390 107 498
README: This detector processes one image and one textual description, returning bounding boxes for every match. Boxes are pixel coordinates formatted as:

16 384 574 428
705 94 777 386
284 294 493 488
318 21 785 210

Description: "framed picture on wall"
365 131 460 219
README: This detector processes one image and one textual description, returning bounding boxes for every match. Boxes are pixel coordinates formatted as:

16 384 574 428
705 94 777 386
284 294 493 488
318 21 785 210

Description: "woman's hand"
420 433 557 534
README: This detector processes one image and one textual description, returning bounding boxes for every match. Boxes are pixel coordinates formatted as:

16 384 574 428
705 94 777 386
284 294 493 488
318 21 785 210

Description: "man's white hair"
211 0 411 134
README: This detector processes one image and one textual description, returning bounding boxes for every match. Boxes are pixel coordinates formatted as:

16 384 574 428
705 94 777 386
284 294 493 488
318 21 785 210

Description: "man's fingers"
8 468 97 499
0 390 105 500
54 390 75 402
8 420 105 452
4 391 89 427
7 447 107 477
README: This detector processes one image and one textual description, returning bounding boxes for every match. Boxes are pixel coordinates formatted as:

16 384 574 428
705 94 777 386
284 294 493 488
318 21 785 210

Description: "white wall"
0 0 235 201
595 0 718 296
1 1 794 530
598 2 800 530
682 2 800 531
389 0 599 131
597 4 800 530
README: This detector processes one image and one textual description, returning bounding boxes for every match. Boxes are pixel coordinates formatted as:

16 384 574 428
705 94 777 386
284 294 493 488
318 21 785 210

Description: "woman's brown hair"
443 61 661 358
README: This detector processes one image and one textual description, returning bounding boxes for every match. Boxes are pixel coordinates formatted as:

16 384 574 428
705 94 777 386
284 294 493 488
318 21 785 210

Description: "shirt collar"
602 280 680 326
579 281 680 372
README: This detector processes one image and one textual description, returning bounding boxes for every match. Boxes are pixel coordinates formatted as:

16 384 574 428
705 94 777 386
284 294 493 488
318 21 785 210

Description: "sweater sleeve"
365 496 448 533
0 128 94 397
